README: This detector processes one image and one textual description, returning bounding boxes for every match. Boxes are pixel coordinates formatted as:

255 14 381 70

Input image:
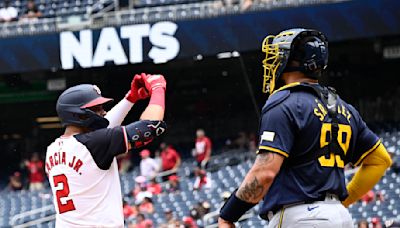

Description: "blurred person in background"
182 216 198 228
24 152 45 191
232 132 248 150
218 191 231 209
21 0 42 20
376 191 385 202
248 132 258 153
372 217 383 228
361 189 375 204
147 178 162 195
160 209 177 228
132 175 146 196
357 220 369 228
190 201 210 221
193 129 212 169
123 199 138 220
139 149 159 180
193 167 211 191
139 197 154 214
166 174 180 193
0 0 18 22
392 154 400 174
129 213 153 228
160 142 181 182
117 153 132 174
133 176 152 205
385 219 400 228
8 171 23 191
240 0 253 11
154 150 162 171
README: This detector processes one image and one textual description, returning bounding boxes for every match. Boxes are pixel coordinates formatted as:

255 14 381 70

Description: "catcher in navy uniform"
46 73 166 227
219 29 392 227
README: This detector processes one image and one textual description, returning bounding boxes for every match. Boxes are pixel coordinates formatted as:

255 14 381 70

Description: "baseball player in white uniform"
45 73 167 227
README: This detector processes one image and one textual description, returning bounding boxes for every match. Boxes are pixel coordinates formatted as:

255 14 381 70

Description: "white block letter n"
60 30 93 70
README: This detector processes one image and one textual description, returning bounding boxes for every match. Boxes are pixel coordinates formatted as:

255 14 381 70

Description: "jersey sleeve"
206 137 212 151
351 115 380 166
175 149 181 160
258 105 295 158
74 127 129 170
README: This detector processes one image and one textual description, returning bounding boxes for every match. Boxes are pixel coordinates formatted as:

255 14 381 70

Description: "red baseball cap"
183 216 195 225
168 175 179 181
372 217 380 224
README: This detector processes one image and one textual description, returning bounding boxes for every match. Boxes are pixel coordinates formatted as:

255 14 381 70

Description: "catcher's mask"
262 28 328 94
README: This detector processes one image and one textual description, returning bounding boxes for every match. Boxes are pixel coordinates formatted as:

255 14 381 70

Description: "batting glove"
125 74 150 103
140 73 167 95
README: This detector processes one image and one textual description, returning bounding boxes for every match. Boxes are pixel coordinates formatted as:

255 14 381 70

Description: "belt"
262 194 340 221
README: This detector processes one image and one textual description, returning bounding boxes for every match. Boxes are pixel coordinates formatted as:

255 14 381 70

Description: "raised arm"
105 74 150 128
139 74 166 121
125 74 167 149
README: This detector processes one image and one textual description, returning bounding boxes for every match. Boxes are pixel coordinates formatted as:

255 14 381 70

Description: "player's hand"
140 73 167 95
218 217 235 228
125 74 150 103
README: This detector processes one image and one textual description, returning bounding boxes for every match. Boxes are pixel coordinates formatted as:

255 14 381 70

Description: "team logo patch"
261 131 275 143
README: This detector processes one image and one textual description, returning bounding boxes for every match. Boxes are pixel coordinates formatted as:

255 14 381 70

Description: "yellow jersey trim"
354 140 381 166
278 208 285 228
258 146 289 158
271 82 301 95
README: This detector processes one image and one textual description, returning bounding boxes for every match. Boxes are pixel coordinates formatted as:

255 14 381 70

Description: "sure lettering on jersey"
313 99 352 123
337 104 352 122
46 151 84 175
313 99 328 121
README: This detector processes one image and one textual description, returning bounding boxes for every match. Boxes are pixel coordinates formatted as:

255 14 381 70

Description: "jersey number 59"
319 123 351 168
53 174 76 214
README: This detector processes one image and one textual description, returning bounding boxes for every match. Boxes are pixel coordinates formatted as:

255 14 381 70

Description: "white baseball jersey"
45 127 129 228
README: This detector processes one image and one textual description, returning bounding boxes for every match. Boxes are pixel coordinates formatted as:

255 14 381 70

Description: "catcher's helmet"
261 28 328 94
56 84 113 130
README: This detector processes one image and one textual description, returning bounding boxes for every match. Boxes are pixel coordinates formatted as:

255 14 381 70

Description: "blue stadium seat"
2 130 400 227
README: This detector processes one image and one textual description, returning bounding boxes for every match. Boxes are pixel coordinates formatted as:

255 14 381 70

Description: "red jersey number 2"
53 174 76 214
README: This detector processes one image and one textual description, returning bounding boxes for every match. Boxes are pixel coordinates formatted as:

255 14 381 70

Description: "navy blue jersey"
258 83 380 215
74 126 128 170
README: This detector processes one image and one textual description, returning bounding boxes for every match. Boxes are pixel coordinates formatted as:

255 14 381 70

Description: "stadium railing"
0 0 347 38
9 204 55 227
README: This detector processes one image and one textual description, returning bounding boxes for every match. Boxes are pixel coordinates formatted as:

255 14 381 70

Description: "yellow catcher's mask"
261 28 329 95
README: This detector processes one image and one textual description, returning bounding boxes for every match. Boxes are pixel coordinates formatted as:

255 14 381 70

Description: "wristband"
219 190 257 222
149 88 165 109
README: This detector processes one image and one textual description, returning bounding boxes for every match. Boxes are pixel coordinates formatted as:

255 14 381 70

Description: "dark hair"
143 197 153 203
137 213 145 220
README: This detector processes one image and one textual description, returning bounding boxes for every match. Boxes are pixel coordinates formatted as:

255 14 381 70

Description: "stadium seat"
2 130 400 227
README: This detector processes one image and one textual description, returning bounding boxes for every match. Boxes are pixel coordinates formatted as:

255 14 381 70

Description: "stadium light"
194 54 203 61
217 51 240 59
383 45 400 59
36 116 60 123
217 52 232 59
39 123 63 129
232 51 240 57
